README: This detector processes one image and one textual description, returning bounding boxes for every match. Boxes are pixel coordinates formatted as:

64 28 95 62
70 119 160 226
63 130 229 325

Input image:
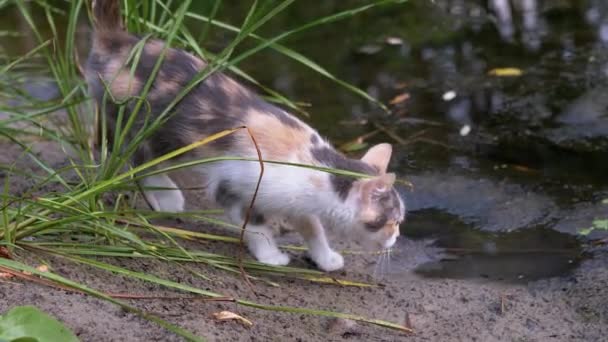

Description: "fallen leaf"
213 310 253 327
0 306 79 342
393 82 407 89
0 247 11 259
341 142 369 152
488 67 523 77
36 265 49 272
511 164 539 173
389 93 410 105
0 272 14 279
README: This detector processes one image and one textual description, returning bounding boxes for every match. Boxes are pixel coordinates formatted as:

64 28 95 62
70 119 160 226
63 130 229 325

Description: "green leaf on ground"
0 306 79 342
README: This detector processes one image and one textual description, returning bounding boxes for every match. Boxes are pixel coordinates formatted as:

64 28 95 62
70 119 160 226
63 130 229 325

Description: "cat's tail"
92 0 124 32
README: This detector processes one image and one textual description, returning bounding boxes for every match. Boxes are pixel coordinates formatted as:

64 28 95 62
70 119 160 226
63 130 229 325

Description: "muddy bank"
1 234 607 341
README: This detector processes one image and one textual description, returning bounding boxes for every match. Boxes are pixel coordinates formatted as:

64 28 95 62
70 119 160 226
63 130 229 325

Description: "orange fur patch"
221 77 246 97
110 70 141 100
243 110 311 161
145 40 165 55
148 72 182 100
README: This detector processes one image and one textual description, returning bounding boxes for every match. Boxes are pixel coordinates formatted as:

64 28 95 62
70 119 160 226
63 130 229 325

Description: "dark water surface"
1 0 607 282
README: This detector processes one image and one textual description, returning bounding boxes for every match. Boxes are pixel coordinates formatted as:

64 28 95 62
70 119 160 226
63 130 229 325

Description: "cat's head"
348 144 405 249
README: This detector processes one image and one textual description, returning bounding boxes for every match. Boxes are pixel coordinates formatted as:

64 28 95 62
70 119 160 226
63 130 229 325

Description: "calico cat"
86 0 406 271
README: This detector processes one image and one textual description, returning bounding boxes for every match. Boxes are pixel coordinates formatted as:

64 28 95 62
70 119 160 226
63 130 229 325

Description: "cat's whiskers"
374 249 388 280
387 248 392 275
372 252 381 279
381 249 388 277
387 248 393 272
373 248 394 279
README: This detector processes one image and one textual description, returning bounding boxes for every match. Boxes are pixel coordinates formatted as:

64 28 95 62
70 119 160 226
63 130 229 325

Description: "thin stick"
373 122 408 145
238 126 265 293
401 129 428 143
0 265 77 293
412 137 452 149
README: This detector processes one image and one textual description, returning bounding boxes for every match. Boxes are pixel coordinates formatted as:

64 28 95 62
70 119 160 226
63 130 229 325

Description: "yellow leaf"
212 311 253 327
488 68 523 77
389 93 410 105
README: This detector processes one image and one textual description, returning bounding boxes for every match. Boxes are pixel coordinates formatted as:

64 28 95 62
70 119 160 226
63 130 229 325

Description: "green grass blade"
55 253 411 333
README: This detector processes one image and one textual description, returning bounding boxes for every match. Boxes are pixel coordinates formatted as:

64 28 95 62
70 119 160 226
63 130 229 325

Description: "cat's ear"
361 143 392 174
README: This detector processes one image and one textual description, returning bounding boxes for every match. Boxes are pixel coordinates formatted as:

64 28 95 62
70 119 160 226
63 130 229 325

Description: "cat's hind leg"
245 224 290 266
139 174 185 213
133 146 185 213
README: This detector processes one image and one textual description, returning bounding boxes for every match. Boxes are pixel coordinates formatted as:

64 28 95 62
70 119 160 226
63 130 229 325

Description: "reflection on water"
1 0 607 281
406 209 583 282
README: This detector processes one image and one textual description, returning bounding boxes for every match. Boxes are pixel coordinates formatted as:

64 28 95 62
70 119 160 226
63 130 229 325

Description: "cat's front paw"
256 250 291 266
311 249 344 272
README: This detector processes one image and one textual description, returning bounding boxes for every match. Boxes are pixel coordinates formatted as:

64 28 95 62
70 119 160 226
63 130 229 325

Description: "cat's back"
85 31 241 118
86 30 256 152
86 27 325 159
86 2 334 167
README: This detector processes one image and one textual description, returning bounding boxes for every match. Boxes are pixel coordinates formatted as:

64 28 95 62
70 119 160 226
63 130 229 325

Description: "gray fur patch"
248 210 266 225
215 180 239 206
310 147 376 200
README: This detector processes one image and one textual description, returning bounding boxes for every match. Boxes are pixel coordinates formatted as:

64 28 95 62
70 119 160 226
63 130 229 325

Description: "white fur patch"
140 174 185 213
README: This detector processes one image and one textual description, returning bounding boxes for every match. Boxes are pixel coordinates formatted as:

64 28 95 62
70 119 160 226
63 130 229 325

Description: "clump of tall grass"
0 0 411 339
